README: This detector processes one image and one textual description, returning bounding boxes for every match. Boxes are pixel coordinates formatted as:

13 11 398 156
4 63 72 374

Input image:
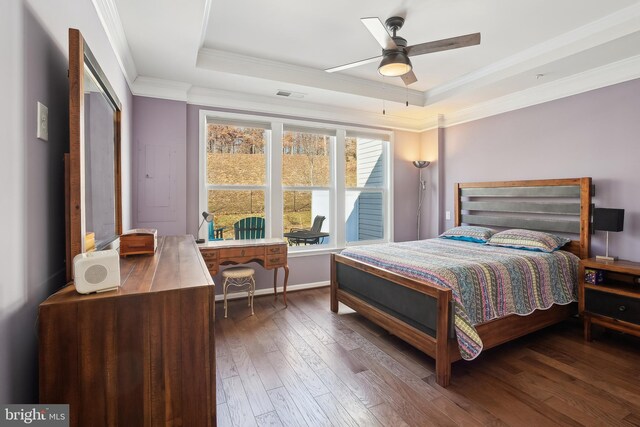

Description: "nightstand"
579 258 640 341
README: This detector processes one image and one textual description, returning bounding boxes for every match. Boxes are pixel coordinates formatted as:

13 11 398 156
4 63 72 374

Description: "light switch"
445 211 451 220
37 102 48 141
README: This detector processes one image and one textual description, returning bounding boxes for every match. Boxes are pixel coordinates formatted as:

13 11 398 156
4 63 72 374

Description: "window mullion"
335 129 346 247
270 122 284 238
205 184 266 191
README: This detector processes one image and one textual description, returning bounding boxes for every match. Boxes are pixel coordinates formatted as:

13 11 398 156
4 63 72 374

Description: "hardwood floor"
215 287 640 427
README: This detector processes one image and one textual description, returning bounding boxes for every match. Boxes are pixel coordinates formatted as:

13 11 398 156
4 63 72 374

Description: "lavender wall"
419 129 440 238
393 131 422 243
0 0 133 404
439 78 640 261
132 97 187 235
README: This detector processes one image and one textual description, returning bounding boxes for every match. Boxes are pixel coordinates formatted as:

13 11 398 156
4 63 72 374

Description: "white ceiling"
108 0 640 130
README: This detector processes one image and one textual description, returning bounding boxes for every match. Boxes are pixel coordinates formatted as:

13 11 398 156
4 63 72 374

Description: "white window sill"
286 239 389 258
287 246 341 258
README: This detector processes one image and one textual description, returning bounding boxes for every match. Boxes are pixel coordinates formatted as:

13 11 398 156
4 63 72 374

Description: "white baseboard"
214 280 329 302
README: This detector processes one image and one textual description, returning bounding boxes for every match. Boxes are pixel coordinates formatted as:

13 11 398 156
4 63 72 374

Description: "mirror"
66 28 122 280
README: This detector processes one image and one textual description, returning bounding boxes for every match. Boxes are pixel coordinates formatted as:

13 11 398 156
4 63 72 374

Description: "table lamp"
196 211 214 244
593 208 624 261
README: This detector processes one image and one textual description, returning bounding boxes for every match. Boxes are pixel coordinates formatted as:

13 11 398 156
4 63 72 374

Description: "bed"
331 177 592 387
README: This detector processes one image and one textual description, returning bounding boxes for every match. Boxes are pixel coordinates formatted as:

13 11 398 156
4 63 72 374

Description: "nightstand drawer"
585 289 640 325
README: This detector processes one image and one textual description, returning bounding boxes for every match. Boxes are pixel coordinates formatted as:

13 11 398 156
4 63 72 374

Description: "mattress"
341 238 579 360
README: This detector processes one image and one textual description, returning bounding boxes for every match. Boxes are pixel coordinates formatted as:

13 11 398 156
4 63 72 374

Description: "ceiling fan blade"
401 70 417 85
361 17 397 49
325 55 381 73
407 33 481 57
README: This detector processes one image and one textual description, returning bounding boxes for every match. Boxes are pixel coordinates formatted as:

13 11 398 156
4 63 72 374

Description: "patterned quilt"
341 238 579 360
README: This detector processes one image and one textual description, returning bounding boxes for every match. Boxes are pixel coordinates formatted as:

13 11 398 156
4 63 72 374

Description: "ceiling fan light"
378 52 412 77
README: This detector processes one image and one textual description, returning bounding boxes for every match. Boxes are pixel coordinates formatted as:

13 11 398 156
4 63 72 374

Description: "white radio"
73 249 121 294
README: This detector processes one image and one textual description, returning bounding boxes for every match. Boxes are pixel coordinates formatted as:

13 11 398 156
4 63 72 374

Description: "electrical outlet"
37 102 48 141
445 211 451 220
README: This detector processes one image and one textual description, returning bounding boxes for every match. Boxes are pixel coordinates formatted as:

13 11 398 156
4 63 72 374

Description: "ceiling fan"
325 16 481 86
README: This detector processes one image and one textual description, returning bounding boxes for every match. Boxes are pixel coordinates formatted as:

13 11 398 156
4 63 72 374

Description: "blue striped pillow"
486 229 570 252
439 226 496 243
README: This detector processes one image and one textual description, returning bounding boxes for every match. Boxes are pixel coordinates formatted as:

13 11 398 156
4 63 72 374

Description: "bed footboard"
331 253 455 386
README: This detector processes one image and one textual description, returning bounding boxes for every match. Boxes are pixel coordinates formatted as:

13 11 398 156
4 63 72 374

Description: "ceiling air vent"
276 90 305 99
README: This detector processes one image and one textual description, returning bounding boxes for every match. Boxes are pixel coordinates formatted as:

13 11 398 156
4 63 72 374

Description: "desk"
199 238 289 306
284 230 329 246
39 236 216 427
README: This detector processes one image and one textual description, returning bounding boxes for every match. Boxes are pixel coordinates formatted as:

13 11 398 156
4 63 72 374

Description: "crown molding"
187 85 425 132
197 48 425 106
90 0 138 86
128 49 640 134
131 76 192 101
128 75 426 131
444 54 640 128
426 2 640 105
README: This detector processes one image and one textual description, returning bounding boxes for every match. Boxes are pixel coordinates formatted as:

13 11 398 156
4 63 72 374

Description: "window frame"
344 133 392 245
198 109 394 252
282 127 334 249
198 112 272 241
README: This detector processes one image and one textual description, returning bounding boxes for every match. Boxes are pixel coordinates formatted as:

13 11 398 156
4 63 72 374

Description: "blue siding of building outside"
355 139 384 240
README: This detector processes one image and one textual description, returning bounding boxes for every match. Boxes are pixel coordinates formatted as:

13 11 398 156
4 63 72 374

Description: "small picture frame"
584 268 604 285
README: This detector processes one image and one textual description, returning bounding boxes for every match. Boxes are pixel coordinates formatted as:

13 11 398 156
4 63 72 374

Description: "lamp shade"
379 52 412 77
593 208 624 232
413 160 430 169
201 211 214 223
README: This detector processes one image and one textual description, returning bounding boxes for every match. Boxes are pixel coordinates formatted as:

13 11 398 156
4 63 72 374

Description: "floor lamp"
413 160 430 240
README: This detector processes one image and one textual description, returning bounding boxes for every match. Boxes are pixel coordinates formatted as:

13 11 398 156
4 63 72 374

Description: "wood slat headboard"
454 178 592 259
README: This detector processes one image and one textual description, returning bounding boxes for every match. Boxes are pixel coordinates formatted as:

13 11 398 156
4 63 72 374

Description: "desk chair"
222 267 256 318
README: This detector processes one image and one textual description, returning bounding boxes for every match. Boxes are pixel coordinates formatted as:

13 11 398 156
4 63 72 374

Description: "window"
199 111 392 250
282 127 333 245
345 134 388 242
202 122 269 239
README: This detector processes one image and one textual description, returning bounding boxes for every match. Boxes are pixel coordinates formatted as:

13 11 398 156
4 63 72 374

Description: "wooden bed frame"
331 177 592 387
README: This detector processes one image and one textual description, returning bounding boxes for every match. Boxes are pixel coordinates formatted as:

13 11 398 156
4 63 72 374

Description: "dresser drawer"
220 247 263 259
265 245 285 255
205 261 219 275
585 289 640 325
200 249 218 261
265 255 286 268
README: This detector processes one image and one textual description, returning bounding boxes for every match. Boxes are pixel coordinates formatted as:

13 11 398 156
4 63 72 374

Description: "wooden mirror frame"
66 28 122 281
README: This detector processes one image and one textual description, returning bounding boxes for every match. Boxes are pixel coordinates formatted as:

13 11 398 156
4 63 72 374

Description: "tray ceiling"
110 0 640 129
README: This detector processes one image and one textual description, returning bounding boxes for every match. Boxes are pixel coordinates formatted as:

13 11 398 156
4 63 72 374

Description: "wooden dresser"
39 236 216 427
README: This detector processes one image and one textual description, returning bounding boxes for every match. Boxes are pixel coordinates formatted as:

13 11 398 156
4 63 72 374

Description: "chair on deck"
234 217 265 239
208 221 225 241
288 215 326 245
